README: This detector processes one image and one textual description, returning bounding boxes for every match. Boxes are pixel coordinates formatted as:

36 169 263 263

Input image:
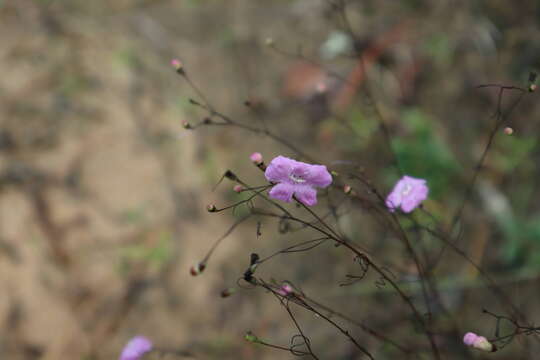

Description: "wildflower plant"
164 3 540 359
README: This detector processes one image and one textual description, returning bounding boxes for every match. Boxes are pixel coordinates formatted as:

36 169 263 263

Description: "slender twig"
434 86 526 267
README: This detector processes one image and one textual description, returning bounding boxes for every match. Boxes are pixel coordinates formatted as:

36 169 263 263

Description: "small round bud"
277 283 293 296
206 204 217 212
171 58 185 75
343 185 352 194
182 121 192 129
224 170 237 180
189 262 206 276
463 332 478 346
220 287 236 298
529 84 537 92
171 58 182 70
244 331 259 343
264 37 274 47
463 332 496 352
331 170 339 177
504 127 513 135
233 185 244 193
472 336 494 352
250 152 263 165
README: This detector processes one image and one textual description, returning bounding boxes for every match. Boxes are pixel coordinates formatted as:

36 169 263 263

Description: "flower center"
289 168 307 184
401 183 412 196
289 173 306 183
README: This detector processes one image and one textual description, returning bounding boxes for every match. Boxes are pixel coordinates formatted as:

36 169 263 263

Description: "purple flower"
264 156 332 206
119 336 153 360
385 175 428 213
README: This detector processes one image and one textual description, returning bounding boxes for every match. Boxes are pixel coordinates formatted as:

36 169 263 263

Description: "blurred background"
1 0 540 359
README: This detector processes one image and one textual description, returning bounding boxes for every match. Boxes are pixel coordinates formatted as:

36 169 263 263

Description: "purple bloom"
264 156 332 206
119 336 153 360
385 175 428 213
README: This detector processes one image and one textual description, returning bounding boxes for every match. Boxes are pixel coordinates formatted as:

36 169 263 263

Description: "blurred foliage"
121 231 173 272
423 33 453 66
392 108 461 198
493 134 537 173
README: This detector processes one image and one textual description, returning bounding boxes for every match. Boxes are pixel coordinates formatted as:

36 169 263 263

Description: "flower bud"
233 185 244 193
250 152 263 165
277 283 293 296
504 127 513 135
264 37 274 47
220 287 236 298
224 170 238 181
206 204 217 212
244 331 260 343
472 336 494 352
529 84 537 92
343 185 352 194
171 58 185 75
463 332 495 352
189 262 206 276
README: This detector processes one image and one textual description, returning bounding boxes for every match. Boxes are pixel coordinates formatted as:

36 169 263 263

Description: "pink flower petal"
401 195 421 213
269 183 295 203
304 164 332 187
265 156 295 183
385 191 402 212
294 185 318 206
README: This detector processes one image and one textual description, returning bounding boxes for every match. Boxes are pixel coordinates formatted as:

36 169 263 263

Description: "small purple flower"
119 336 153 360
265 156 332 206
385 175 428 213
